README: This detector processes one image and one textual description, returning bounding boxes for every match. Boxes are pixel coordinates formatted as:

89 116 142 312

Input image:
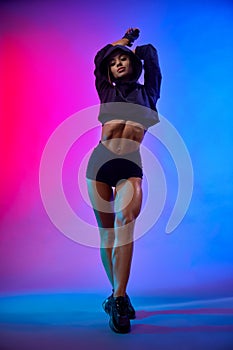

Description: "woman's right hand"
122 28 140 46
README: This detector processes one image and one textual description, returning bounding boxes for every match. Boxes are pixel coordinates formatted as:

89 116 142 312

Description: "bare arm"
112 28 140 47
112 37 130 46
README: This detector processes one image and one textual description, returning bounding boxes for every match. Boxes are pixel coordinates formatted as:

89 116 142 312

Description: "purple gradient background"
0 0 232 297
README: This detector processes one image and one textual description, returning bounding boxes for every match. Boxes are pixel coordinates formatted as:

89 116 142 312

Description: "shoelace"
114 297 128 316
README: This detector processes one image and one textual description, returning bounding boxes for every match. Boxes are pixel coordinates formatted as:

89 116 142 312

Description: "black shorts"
86 142 143 187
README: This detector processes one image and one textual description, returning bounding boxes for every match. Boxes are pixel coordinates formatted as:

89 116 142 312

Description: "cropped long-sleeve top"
94 43 162 129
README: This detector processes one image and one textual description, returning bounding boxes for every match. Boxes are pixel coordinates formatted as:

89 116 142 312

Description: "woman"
86 28 162 333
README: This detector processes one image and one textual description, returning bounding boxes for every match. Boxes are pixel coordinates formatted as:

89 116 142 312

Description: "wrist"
122 28 140 47
112 38 130 46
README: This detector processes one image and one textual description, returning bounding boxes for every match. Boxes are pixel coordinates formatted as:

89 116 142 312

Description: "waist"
97 141 142 160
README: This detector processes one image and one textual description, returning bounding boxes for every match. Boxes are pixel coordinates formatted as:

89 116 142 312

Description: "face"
108 52 133 81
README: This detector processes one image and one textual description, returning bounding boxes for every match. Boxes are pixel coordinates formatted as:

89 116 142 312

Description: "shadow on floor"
0 293 233 350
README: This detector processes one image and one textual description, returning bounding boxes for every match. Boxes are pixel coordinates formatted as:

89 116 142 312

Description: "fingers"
126 27 140 34
122 28 140 47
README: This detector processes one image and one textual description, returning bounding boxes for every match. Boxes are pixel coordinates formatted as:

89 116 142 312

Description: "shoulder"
135 44 157 58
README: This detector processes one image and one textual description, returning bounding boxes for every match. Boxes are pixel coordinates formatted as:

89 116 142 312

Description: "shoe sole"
129 313 136 320
109 318 131 334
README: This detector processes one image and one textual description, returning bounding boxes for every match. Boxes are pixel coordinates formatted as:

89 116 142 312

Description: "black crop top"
94 43 162 129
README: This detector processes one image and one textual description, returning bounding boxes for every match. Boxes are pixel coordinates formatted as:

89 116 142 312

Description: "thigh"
86 179 115 228
114 177 143 220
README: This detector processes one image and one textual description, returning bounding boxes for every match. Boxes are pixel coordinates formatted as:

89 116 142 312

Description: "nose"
116 59 122 67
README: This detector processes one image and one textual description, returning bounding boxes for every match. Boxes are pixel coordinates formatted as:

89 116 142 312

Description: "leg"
112 177 142 297
86 179 115 287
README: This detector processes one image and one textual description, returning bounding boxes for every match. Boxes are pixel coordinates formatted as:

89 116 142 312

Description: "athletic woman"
86 28 162 333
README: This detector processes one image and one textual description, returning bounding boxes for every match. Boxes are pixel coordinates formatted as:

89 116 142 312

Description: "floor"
0 293 233 350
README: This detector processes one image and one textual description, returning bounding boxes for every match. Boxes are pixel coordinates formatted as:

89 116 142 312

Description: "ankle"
113 290 126 298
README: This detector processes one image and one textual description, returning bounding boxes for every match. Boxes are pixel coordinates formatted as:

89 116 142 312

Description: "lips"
117 67 125 73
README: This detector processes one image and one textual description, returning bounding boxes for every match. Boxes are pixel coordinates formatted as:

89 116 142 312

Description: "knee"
99 228 115 248
115 210 137 227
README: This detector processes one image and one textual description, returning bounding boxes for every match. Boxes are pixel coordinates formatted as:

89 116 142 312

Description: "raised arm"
135 44 162 102
112 28 140 46
94 44 112 97
94 28 140 97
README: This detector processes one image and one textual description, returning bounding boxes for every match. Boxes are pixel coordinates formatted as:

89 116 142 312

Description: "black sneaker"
102 293 136 319
102 293 113 315
109 296 131 334
125 293 136 319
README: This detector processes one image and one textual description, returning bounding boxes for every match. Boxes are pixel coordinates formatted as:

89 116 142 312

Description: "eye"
120 56 127 61
109 60 116 67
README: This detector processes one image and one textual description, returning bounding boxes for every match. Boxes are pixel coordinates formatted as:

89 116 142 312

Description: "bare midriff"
101 119 145 155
